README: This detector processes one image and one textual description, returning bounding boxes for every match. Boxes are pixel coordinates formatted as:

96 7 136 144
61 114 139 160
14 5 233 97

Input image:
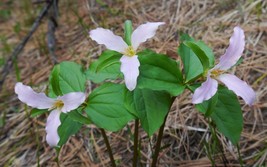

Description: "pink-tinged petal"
131 22 165 50
217 74 256 106
58 92 86 113
192 76 218 104
45 109 61 147
120 55 140 91
215 26 245 70
15 82 54 109
89 28 128 53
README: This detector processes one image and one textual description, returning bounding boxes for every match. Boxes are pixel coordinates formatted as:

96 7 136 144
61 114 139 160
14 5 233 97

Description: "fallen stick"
0 0 54 90
47 0 59 64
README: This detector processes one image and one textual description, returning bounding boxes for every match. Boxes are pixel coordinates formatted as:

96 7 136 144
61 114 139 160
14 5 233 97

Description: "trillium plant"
192 27 256 105
15 82 86 147
15 20 256 166
89 21 165 90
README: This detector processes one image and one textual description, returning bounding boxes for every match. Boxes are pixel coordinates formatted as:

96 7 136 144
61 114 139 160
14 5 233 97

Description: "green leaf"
137 49 185 96
85 83 134 131
50 61 86 95
183 41 210 72
178 34 215 83
50 65 62 96
178 43 203 82
196 92 218 117
196 86 243 144
180 33 193 42
86 50 122 83
68 109 91 125
194 41 215 67
125 88 173 136
30 108 49 117
57 113 82 146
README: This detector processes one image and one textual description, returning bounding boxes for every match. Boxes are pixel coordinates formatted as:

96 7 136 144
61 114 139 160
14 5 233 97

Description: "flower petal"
120 55 140 91
192 76 218 104
217 74 256 106
215 26 245 70
89 28 128 53
45 109 61 147
131 22 165 50
15 82 54 109
58 92 86 113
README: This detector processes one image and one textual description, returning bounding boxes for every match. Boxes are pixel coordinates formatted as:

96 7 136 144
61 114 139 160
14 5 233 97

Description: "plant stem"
100 128 116 167
55 147 61 167
151 116 167 167
133 119 139 167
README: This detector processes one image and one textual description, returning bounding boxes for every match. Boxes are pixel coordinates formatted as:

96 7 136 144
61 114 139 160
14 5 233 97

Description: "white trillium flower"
192 26 256 106
89 22 165 91
15 82 86 147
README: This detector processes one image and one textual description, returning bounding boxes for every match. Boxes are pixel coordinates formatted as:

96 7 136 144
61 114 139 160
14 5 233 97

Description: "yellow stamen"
49 100 64 111
125 46 136 57
210 69 224 78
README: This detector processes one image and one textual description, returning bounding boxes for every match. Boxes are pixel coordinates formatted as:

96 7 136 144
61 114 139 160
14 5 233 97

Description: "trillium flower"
15 82 86 147
192 26 256 106
89 22 165 91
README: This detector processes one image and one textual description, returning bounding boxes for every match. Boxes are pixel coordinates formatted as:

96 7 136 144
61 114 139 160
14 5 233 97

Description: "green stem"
133 119 139 167
100 128 116 167
151 116 167 167
209 121 228 166
55 147 61 167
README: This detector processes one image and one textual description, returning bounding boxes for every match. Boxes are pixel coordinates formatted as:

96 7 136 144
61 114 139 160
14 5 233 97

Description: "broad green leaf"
178 42 203 82
30 108 49 117
137 49 185 96
194 41 215 67
86 50 122 83
196 92 218 117
50 61 86 94
68 109 91 125
183 41 210 72
85 83 135 131
49 64 61 96
178 34 215 83
57 113 82 146
125 88 173 136
196 86 243 144
179 33 193 42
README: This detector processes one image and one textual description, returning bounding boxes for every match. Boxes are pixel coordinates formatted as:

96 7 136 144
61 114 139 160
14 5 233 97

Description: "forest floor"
0 0 267 166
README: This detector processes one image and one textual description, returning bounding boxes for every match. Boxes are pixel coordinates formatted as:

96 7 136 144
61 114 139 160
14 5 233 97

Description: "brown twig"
47 0 59 64
0 0 54 89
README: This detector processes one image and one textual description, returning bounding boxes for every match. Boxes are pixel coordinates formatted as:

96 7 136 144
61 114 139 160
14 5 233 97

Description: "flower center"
125 46 136 57
50 100 64 111
210 69 224 78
